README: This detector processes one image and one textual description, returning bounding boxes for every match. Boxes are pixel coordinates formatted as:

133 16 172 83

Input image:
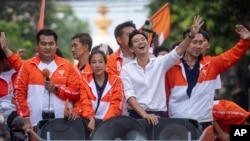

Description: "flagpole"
37 0 46 32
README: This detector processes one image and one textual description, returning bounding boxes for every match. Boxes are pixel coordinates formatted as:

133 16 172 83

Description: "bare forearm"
127 97 147 118
176 35 194 56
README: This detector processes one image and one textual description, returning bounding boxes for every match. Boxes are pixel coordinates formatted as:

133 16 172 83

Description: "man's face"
36 35 57 62
117 26 135 49
186 33 204 58
130 34 149 56
71 38 87 60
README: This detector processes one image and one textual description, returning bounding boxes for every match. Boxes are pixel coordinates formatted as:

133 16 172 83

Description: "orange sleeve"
14 62 30 117
80 80 95 119
72 99 82 115
212 39 250 74
7 53 23 71
213 100 250 124
103 76 123 121
56 65 80 101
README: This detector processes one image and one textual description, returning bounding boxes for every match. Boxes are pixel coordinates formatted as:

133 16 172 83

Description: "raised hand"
17 49 25 56
190 15 204 36
235 24 250 40
0 32 7 49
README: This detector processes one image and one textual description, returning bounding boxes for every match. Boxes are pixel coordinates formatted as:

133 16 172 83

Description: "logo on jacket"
58 70 65 77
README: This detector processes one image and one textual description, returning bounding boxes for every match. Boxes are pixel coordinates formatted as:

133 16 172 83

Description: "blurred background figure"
153 46 169 57
91 43 114 56
56 48 64 58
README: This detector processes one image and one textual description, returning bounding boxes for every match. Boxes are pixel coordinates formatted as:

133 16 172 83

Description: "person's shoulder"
24 56 37 64
121 60 136 70
57 57 73 64
107 71 121 80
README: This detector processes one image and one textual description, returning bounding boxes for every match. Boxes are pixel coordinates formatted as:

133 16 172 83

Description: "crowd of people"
1 14 250 141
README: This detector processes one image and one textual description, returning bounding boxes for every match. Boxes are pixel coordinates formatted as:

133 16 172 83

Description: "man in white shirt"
120 15 204 125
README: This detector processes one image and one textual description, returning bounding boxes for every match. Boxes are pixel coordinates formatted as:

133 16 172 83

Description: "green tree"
0 0 89 60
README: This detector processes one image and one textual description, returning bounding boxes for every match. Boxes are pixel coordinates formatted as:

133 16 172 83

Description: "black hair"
88 50 107 64
153 46 169 57
0 45 6 62
128 30 147 48
114 21 136 38
36 29 58 44
182 27 210 42
114 21 136 45
71 33 92 51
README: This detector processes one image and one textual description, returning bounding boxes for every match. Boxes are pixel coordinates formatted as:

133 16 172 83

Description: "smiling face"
89 51 107 77
130 33 149 57
185 33 204 58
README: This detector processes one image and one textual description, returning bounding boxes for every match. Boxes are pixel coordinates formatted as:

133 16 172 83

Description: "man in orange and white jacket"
166 25 250 131
107 21 136 76
14 29 81 129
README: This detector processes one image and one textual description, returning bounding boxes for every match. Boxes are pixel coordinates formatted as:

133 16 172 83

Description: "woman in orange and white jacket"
73 50 124 133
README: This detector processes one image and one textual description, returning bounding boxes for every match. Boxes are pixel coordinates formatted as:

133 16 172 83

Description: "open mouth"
138 45 145 49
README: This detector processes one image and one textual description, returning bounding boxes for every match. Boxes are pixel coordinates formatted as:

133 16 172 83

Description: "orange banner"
37 0 45 32
141 3 171 46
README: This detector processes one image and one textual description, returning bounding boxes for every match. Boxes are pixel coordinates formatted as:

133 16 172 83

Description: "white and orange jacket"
14 55 81 126
166 39 250 123
0 53 23 119
74 72 123 121
107 49 123 76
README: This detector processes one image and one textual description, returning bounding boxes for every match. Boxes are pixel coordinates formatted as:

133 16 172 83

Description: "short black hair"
153 46 169 57
114 21 136 38
114 21 136 45
182 27 210 42
128 30 147 47
71 33 92 51
36 29 58 44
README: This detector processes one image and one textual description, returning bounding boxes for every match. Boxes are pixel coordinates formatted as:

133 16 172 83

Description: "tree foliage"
0 0 89 60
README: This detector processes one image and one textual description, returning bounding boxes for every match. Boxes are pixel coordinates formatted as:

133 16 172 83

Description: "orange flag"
141 3 171 46
37 0 46 32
